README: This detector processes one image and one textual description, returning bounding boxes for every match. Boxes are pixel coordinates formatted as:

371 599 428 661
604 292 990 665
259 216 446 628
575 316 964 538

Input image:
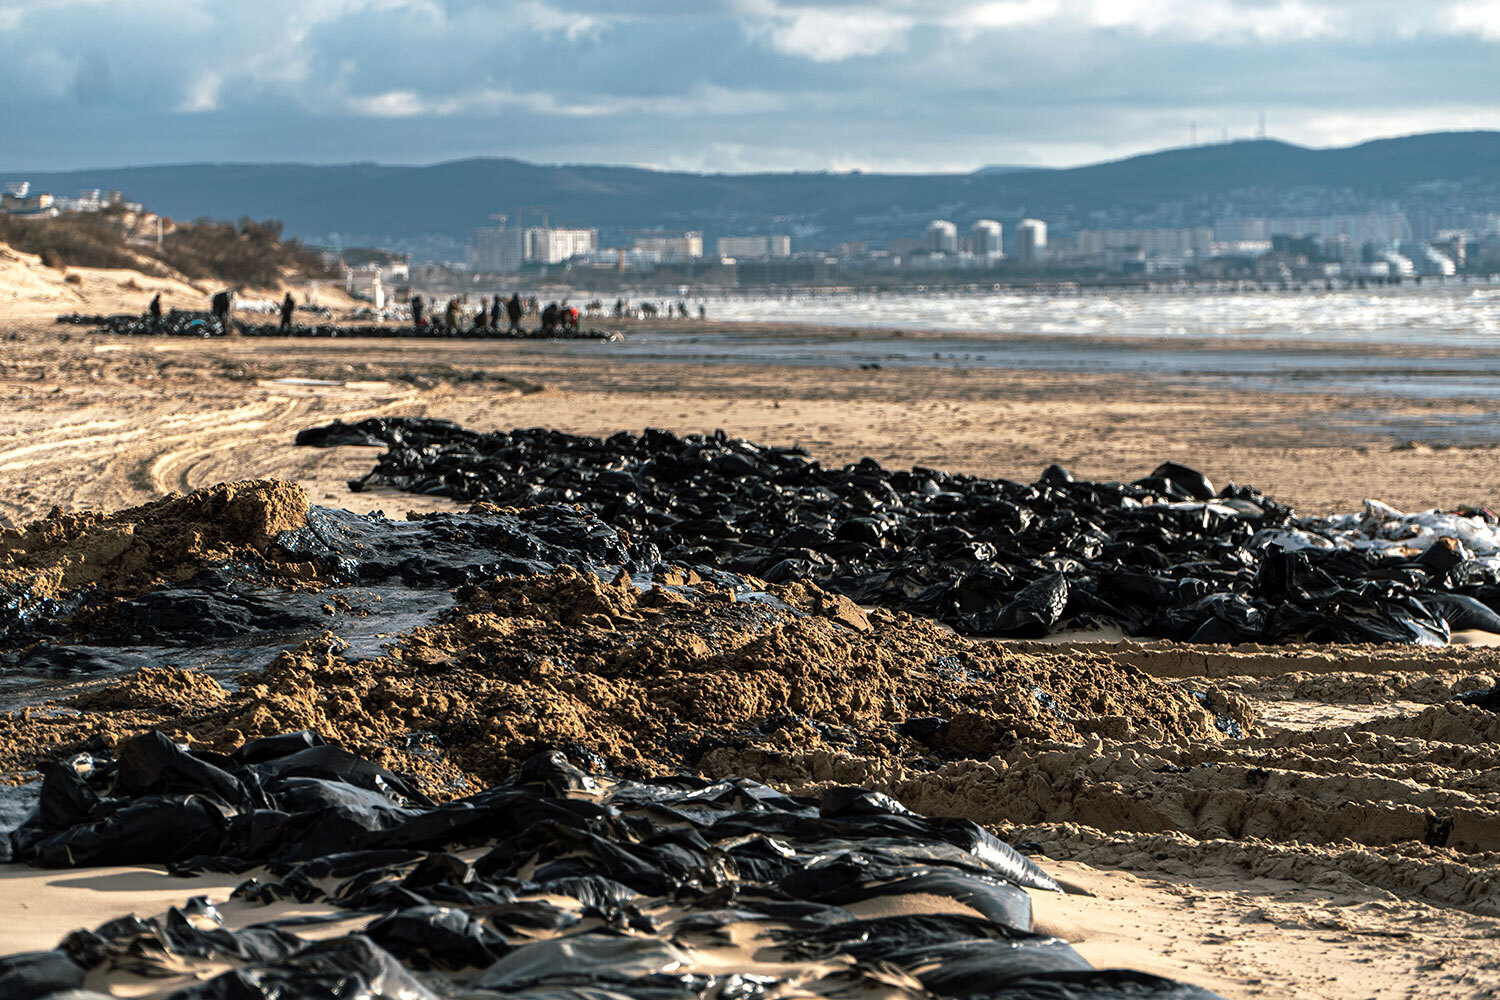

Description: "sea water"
696 283 1500 346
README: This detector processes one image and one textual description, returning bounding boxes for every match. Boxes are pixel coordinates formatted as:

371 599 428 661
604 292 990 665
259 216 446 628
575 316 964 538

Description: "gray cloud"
0 0 1496 171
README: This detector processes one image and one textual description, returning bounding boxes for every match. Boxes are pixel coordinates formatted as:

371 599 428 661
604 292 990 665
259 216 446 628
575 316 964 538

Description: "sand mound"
68 666 228 713
0 567 1239 794
0 479 311 602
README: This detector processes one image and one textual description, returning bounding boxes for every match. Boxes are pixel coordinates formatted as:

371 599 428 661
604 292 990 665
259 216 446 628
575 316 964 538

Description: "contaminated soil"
0 486 1497 995
0 479 312 601
0 526 1244 791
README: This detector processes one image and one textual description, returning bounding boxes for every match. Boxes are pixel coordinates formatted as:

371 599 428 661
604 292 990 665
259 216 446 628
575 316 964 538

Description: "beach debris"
1456 681 1500 710
300 419 1500 645
0 486 657 677
55 311 621 340
1 731 1225 999
0 493 1238 792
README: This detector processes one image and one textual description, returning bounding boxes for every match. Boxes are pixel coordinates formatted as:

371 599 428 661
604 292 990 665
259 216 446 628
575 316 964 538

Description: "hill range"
10 131 1499 258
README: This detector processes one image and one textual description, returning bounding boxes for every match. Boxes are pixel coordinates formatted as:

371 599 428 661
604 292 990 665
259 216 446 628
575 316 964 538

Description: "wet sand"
3 303 1500 997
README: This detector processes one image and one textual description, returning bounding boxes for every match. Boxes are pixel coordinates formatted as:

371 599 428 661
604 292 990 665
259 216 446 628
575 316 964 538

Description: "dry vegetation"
0 209 338 288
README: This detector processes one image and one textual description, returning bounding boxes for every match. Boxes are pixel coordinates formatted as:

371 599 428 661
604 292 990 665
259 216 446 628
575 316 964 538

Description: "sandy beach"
3 314 1499 527
3 270 1500 998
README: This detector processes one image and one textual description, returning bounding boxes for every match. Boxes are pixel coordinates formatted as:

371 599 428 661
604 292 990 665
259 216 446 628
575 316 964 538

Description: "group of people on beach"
142 287 705 337
146 289 299 334
409 293 582 335
414 290 531 334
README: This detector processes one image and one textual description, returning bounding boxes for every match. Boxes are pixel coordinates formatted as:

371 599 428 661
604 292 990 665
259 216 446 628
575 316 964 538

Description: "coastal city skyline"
10 128 1498 286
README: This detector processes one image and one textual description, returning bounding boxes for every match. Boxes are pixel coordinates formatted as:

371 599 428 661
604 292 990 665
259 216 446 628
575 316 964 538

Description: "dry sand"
4 268 1500 998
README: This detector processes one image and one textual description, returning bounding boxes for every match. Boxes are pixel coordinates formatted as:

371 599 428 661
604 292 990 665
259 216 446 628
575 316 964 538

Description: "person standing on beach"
147 293 162 329
411 293 425 329
279 292 296 333
506 293 523 333
475 297 490 333
211 289 233 334
490 295 502 330
445 297 461 333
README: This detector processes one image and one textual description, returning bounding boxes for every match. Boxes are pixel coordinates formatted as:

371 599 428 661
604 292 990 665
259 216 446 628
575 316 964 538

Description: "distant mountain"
10 131 1499 259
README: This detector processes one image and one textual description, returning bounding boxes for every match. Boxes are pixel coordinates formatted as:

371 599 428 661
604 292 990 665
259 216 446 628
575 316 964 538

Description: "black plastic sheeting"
298 418 1500 645
1 731 1225 999
55 312 618 340
1456 682 1500 710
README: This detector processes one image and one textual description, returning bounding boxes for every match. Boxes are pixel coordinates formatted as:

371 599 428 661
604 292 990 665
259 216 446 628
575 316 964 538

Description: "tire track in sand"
0 382 433 523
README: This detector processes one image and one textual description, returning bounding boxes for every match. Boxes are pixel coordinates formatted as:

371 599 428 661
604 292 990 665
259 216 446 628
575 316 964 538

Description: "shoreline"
2 316 1499 528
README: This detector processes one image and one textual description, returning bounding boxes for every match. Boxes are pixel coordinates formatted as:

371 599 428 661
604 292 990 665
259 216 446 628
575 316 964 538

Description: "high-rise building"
926 219 958 254
525 227 597 265
633 232 704 261
472 224 525 272
716 235 792 259
472 221 595 270
970 220 1003 257
1017 219 1048 265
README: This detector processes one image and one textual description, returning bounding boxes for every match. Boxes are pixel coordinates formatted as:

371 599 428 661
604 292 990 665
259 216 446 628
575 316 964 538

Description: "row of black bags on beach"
298 418 1500 645
56 312 617 340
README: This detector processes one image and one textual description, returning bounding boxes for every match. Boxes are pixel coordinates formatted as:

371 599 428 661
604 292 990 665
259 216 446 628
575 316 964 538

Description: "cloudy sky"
2 0 1497 173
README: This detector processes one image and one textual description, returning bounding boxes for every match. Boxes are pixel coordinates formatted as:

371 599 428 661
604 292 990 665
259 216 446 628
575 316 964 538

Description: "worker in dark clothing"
506 293 523 333
147 293 162 329
490 295 502 331
411 293 425 329
475 297 490 333
541 301 559 334
211 290 233 334
279 292 296 333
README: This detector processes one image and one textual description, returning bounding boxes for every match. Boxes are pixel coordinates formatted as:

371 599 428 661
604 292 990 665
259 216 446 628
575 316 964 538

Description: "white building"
526 227 597 265
633 232 703 261
970 220 1003 257
716 234 791 259
1017 219 1048 265
926 219 959 254
473 222 597 269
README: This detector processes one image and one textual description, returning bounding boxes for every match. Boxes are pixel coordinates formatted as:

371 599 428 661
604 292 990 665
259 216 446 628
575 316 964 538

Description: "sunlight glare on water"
702 283 1500 346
